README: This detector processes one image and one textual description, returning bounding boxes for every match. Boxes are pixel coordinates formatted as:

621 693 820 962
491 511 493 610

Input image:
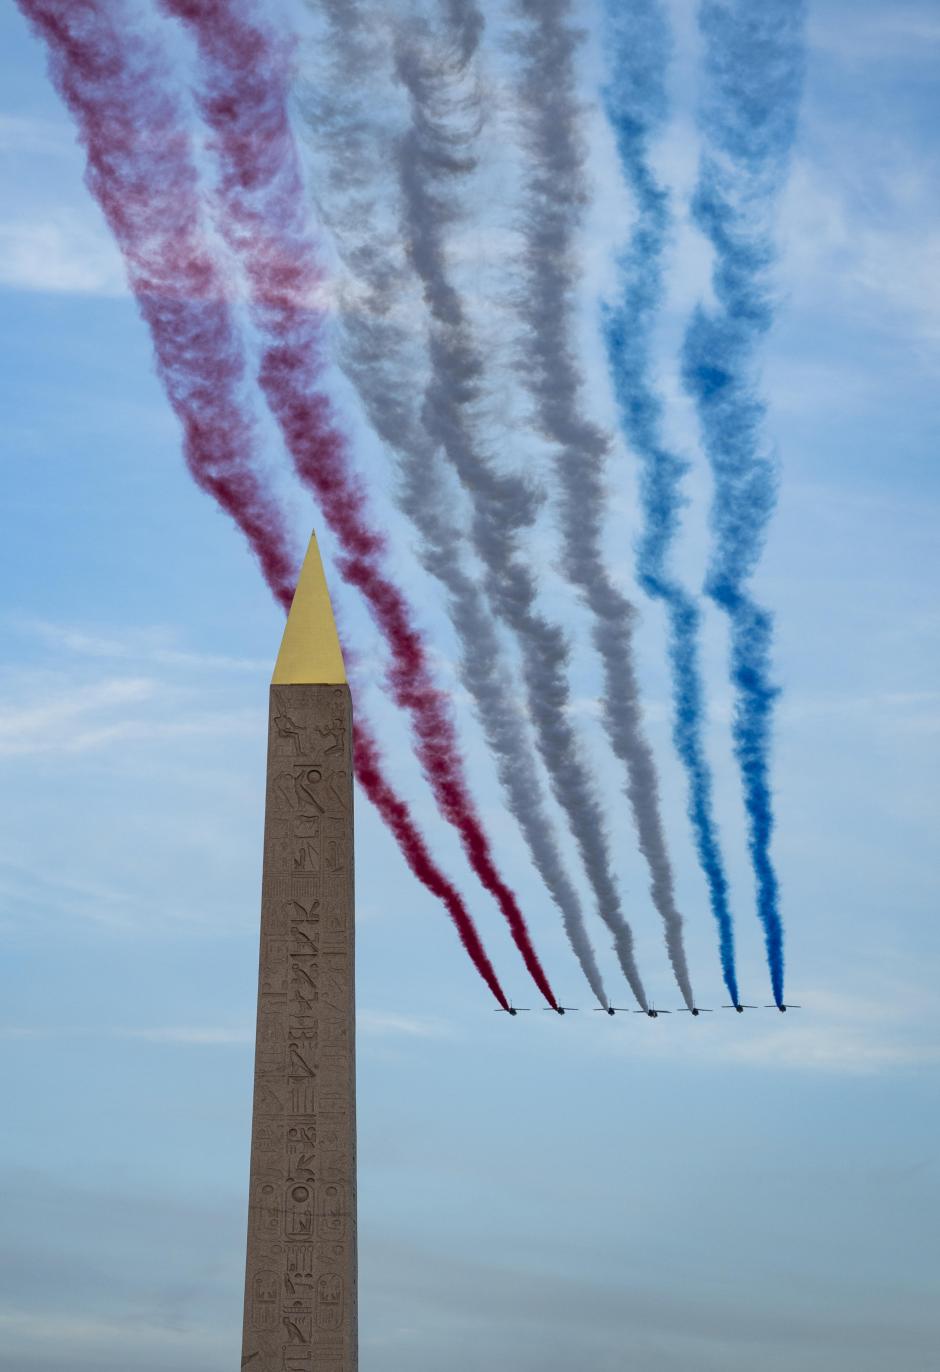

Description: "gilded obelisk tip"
272 532 346 685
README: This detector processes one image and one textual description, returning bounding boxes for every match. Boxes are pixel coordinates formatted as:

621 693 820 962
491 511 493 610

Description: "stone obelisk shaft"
242 537 356 1371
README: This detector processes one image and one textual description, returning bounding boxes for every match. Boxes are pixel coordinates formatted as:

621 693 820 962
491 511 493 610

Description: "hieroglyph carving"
241 685 356 1371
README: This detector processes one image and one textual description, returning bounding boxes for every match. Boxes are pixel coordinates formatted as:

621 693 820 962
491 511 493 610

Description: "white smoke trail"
388 0 649 1007
299 0 610 1007
506 0 695 1009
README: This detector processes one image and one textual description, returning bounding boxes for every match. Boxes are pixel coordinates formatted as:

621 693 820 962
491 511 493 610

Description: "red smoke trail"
354 726 508 1008
159 0 558 1009
13 0 297 611
16 0 509 1010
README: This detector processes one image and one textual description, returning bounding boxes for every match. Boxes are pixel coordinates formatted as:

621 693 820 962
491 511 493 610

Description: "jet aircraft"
545 1006 579 1015
634 1006 670 1018
766 1004 801 1012
723 1003 758 1013
494 1005 530 1016
594 1006 633 1016
677 1007 713 1017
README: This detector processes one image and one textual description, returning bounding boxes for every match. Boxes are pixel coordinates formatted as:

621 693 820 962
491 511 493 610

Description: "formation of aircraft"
496 1000 801 1017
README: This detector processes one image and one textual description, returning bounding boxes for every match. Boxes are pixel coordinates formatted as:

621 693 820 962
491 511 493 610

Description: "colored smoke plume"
681 0 806 1005
299 0 608 1006
18 0 510 1009
14 0 297 609
159 0 557 1007
509 0 693 1007
390 2 647 1007
600 0 739 1004
354 723 509 1009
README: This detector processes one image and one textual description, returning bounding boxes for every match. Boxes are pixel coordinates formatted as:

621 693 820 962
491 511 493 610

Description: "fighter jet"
594 1006 633 1016
677 1006 713 1017
494 1005 530 1016
634 1006 670 1018
765 1003 801 1013
544 1006 579 1015
723 1003 758 1013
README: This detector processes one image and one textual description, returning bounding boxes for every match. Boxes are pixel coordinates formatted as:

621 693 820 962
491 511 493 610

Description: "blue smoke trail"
680 0 806 1006
600 0 739 1006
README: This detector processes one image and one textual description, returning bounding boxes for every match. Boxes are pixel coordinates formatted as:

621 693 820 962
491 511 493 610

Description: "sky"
1 0 939 1368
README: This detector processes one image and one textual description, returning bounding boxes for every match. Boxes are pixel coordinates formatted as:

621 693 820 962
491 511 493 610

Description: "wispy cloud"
0 677 154 755
0 617 272 757
0 673 258 757
16 618 269 673
781 158 940 358
0 214 127 296
0 854 141 931
0 113 76 156
0 1025 252 1045
779 689 940 735
809 6 940 64
358 1010 454 1039
0 1308 228 1359
119 1026 252 1045
2 1018 450 1047
594 983 940 1075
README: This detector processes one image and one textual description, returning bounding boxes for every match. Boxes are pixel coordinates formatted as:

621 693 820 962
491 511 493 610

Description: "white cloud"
0 114 75 156
778 688 940 734
358 1010 453 1038
0 1308 227 1358
0 679 259 757
0 618 273 757
595 983 940 1076
19 617 271 673
781 158 940 357
0 214 127 296
723 1021 940 1072
809 7 940 64
0 1025 252 1045
119 1026 253 1045
2 1018 447 1045
0 677 154 755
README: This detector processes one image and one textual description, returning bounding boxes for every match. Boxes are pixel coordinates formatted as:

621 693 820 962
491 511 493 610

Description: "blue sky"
1 0 938 1368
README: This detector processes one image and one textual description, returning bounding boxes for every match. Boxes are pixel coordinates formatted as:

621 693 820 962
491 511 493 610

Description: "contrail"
159 0 558 1008
17 0 510 1010
299 0 609 1007
599 0 739 1004
509 0 694 1008
393 3 648 1008
681 0 806 1006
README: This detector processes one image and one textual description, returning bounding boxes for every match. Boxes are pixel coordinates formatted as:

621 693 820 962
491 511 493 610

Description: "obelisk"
241 534 357 1372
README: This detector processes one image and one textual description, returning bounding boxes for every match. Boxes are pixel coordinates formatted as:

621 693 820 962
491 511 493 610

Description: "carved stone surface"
241 684 356 1371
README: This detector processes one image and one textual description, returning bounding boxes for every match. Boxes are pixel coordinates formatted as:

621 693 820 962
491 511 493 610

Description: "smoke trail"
299 0 609 1007
509 0 693 1008
681 0 806 1006
392 5 648 1009
353 723 508 1007
158 0 557 1008
12 0 298 611
17 0 509 1010
599 0 739 1004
